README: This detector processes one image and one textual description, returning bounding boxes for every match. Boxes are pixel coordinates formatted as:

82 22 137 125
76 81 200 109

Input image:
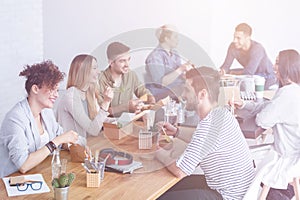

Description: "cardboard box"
103 111 146 140
103 122 133 140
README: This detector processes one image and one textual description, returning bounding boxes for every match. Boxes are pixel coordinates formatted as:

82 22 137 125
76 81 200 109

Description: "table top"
0 131 181 200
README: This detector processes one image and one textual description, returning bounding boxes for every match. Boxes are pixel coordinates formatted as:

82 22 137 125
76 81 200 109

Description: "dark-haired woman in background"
234 49 300 199
0 61 78 178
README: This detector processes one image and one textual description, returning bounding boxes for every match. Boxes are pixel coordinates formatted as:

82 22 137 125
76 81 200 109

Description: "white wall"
210 0 300 67
43 0 300 83
0 0 43 123
43 0 214 84
1 0 300 123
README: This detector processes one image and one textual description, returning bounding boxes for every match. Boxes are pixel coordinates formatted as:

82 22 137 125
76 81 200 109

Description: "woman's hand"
52 130 79 146
101 86 114 112
103 86 114 102
228 99 245 109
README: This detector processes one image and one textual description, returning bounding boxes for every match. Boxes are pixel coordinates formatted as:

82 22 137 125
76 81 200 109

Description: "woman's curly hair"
19 60 65 94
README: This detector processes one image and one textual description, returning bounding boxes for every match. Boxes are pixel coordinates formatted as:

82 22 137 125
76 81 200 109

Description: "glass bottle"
51 149 61 180
177 100 186 125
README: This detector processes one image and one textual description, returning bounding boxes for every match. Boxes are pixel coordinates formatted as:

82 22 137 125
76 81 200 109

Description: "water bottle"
177 101 185 125
51 149 61 180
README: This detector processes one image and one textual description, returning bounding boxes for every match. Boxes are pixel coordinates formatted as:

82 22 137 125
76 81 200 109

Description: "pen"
103 154 110 164
89 149 93 162
95 150 99 163
81 163 91 173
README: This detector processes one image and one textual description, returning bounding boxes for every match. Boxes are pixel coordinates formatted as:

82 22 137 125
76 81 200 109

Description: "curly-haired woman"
0 60 78 178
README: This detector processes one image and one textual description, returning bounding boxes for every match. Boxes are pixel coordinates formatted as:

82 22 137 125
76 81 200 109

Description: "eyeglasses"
16 181 43 191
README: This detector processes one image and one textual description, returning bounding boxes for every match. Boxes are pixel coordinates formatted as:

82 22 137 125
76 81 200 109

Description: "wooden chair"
243 144 272 200
246 143 300 200
294 177 300 200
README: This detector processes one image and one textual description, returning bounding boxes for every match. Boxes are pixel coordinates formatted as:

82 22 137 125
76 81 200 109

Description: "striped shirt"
176 107 254 200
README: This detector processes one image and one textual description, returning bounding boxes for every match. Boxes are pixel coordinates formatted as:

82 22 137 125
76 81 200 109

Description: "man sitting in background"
145 24 193 101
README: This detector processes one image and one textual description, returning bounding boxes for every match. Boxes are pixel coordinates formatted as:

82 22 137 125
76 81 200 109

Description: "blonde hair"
67 54 100 119
156 24 178 43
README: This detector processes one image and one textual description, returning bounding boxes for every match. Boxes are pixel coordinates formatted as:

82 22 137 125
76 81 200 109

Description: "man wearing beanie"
98 42 155 117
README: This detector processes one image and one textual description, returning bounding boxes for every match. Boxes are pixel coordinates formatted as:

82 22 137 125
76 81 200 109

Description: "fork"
161 125 171 143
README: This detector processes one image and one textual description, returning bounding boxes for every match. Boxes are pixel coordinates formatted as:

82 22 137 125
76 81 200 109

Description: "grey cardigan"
55 87 109 146
0 98 63 178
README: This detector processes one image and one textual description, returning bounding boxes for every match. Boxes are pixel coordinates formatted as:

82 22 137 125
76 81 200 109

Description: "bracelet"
100 107 108 112
45 141 57 153
100 104 109 112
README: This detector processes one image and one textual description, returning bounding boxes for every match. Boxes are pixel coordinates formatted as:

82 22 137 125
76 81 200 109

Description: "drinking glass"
164 99 177 125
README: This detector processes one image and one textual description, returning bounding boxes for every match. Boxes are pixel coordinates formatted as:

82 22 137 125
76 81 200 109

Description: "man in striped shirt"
157 67 254 200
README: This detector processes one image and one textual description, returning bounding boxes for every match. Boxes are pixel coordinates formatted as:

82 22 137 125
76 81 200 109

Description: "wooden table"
0 132 181 200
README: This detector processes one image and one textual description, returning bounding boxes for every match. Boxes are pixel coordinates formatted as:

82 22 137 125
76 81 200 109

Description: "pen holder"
139 131 152 149
86 172 101 187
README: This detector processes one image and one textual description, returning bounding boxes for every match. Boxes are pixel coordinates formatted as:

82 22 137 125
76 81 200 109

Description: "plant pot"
54 187 69 200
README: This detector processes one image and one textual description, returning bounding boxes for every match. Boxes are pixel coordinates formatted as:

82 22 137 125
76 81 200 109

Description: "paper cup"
254 76 265 99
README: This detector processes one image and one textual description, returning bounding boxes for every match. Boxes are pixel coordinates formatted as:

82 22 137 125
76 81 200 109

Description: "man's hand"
219 68 226 76
156 121 177 137
147 94 156 104
129 99 143 113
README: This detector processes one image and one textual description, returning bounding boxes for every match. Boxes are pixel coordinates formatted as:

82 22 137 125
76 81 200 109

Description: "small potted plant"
52 172 75 200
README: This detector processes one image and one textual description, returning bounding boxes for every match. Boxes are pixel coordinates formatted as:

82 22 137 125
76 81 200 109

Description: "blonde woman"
56 54 113 145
